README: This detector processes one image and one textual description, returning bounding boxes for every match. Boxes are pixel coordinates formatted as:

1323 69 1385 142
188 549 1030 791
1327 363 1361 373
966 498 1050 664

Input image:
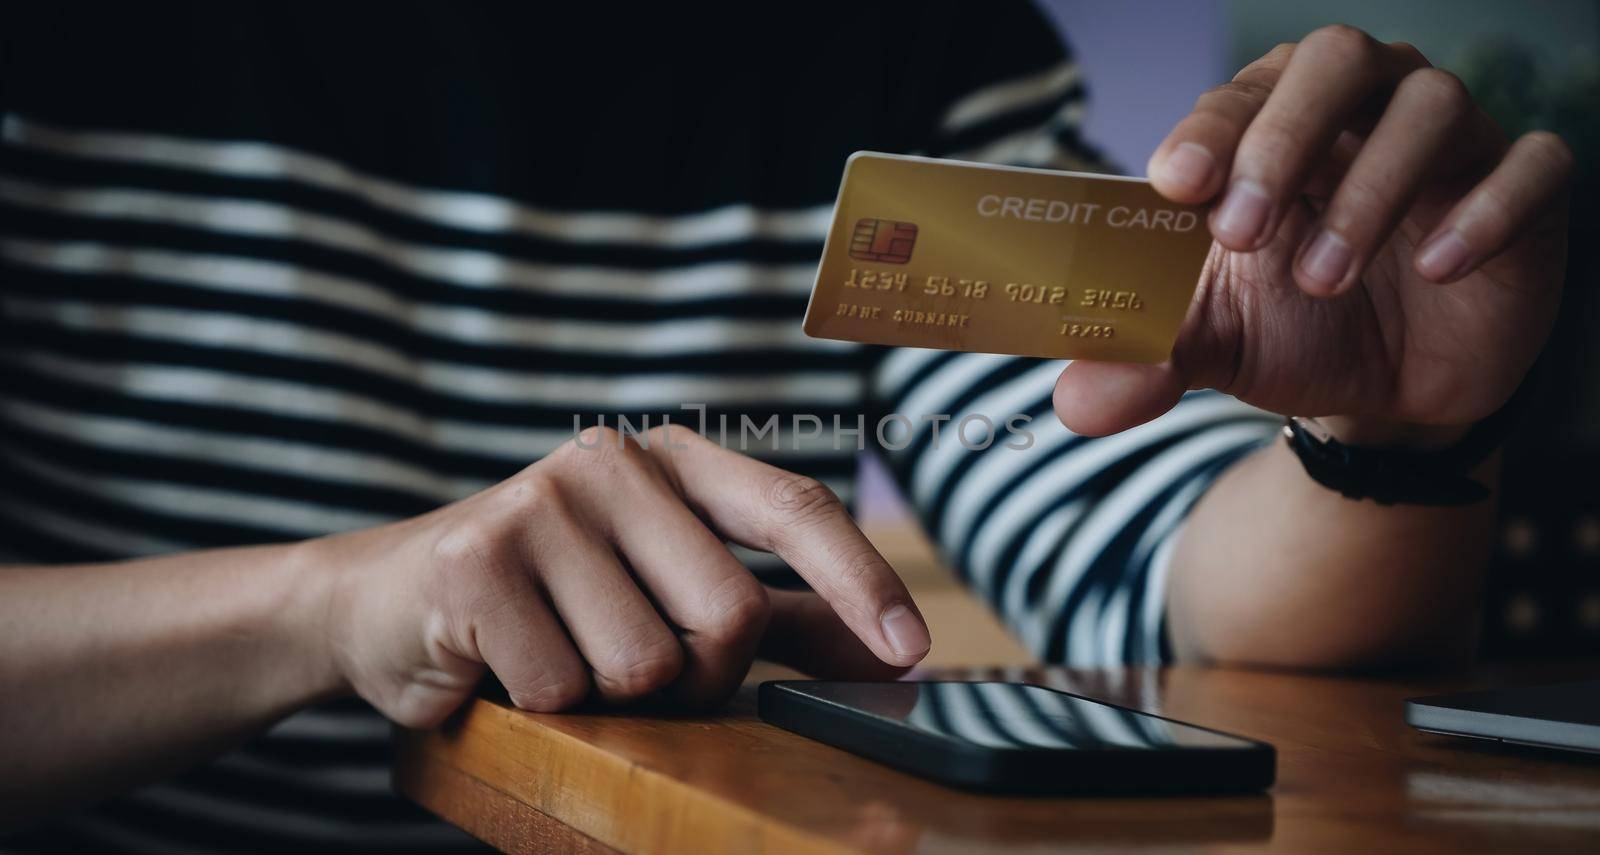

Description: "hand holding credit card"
808 30 1569 440
804 153 1211 364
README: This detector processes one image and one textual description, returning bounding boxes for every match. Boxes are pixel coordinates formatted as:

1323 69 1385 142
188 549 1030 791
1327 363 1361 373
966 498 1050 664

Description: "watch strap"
1281 377 1531 506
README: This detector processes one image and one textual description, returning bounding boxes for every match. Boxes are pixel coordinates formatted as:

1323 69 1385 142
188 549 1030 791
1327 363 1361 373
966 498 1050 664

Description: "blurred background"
865 0 1600 660
1041 0 1597 175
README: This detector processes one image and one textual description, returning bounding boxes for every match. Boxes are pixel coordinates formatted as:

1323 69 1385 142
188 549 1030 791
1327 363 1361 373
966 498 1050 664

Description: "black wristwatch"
1281 387 1527 506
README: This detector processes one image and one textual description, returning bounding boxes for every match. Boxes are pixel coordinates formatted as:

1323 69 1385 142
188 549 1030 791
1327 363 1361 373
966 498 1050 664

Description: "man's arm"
885 20 1566 672
871 347 1278 665
0 543 338 823
2 426 925 824
1052 27 1569 669
1169 424 1497 669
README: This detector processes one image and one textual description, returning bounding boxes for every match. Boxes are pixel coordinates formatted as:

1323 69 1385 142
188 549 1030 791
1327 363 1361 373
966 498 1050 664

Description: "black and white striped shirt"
0 4 1273 852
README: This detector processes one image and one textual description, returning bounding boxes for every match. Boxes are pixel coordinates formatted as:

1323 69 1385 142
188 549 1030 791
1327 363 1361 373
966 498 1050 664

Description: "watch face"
1286 416 1336 444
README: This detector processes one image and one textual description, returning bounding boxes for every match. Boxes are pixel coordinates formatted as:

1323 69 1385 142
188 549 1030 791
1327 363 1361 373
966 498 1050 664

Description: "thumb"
759 589 915 680
1053 360 1188 436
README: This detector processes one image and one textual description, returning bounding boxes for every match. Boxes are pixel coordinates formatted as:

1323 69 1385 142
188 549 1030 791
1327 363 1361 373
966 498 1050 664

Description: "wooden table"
395 662 1600 853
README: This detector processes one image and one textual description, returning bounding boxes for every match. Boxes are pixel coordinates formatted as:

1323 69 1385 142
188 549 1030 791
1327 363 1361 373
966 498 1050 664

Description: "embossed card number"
803 153 1214 363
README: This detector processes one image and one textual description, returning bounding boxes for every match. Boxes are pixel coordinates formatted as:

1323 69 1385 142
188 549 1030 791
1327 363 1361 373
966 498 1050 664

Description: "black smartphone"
758 680 1274 795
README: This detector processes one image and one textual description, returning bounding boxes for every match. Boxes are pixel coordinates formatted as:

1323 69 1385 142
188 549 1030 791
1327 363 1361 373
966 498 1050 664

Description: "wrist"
273 537 352 704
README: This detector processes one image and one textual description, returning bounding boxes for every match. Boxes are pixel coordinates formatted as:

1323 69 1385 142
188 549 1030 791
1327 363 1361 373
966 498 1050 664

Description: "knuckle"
827 538 889 592
486 474 574 554
615 428 650 457
1239 120 1299 172
595 636 684 698
558 426 651 479
1472 185 1518 235
643 422 695 448
1201 79 1272 115
571 425 621 452
698 576 771 644
505 469 562 511
1332 174 1392 221
430 529 530 629
642 423 671 448
1520 130 1575 175
510 673 590 712
432 519 512 582
1401 67 1469 112
763 473 840 523
431 521 490 568
813 540 893 626
1305 24 1377 63
1237 42 1294 79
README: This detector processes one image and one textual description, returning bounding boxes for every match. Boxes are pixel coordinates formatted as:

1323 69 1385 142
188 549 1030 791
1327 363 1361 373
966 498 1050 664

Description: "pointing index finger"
646 428 931 667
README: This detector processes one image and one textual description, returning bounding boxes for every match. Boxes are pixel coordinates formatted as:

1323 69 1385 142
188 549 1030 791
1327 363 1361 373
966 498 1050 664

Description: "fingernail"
1300 230 1353 294
1158 142 1215 195
1213 180 1271 245
879 604 930 659
1416 230 1471 280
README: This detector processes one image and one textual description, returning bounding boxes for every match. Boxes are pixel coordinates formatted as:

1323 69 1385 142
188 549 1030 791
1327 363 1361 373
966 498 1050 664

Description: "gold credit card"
803 152 1213 363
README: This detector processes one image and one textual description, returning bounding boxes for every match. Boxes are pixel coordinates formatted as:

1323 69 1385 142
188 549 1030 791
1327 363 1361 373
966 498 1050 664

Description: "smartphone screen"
761 681 1274 793
787 681 1257 751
